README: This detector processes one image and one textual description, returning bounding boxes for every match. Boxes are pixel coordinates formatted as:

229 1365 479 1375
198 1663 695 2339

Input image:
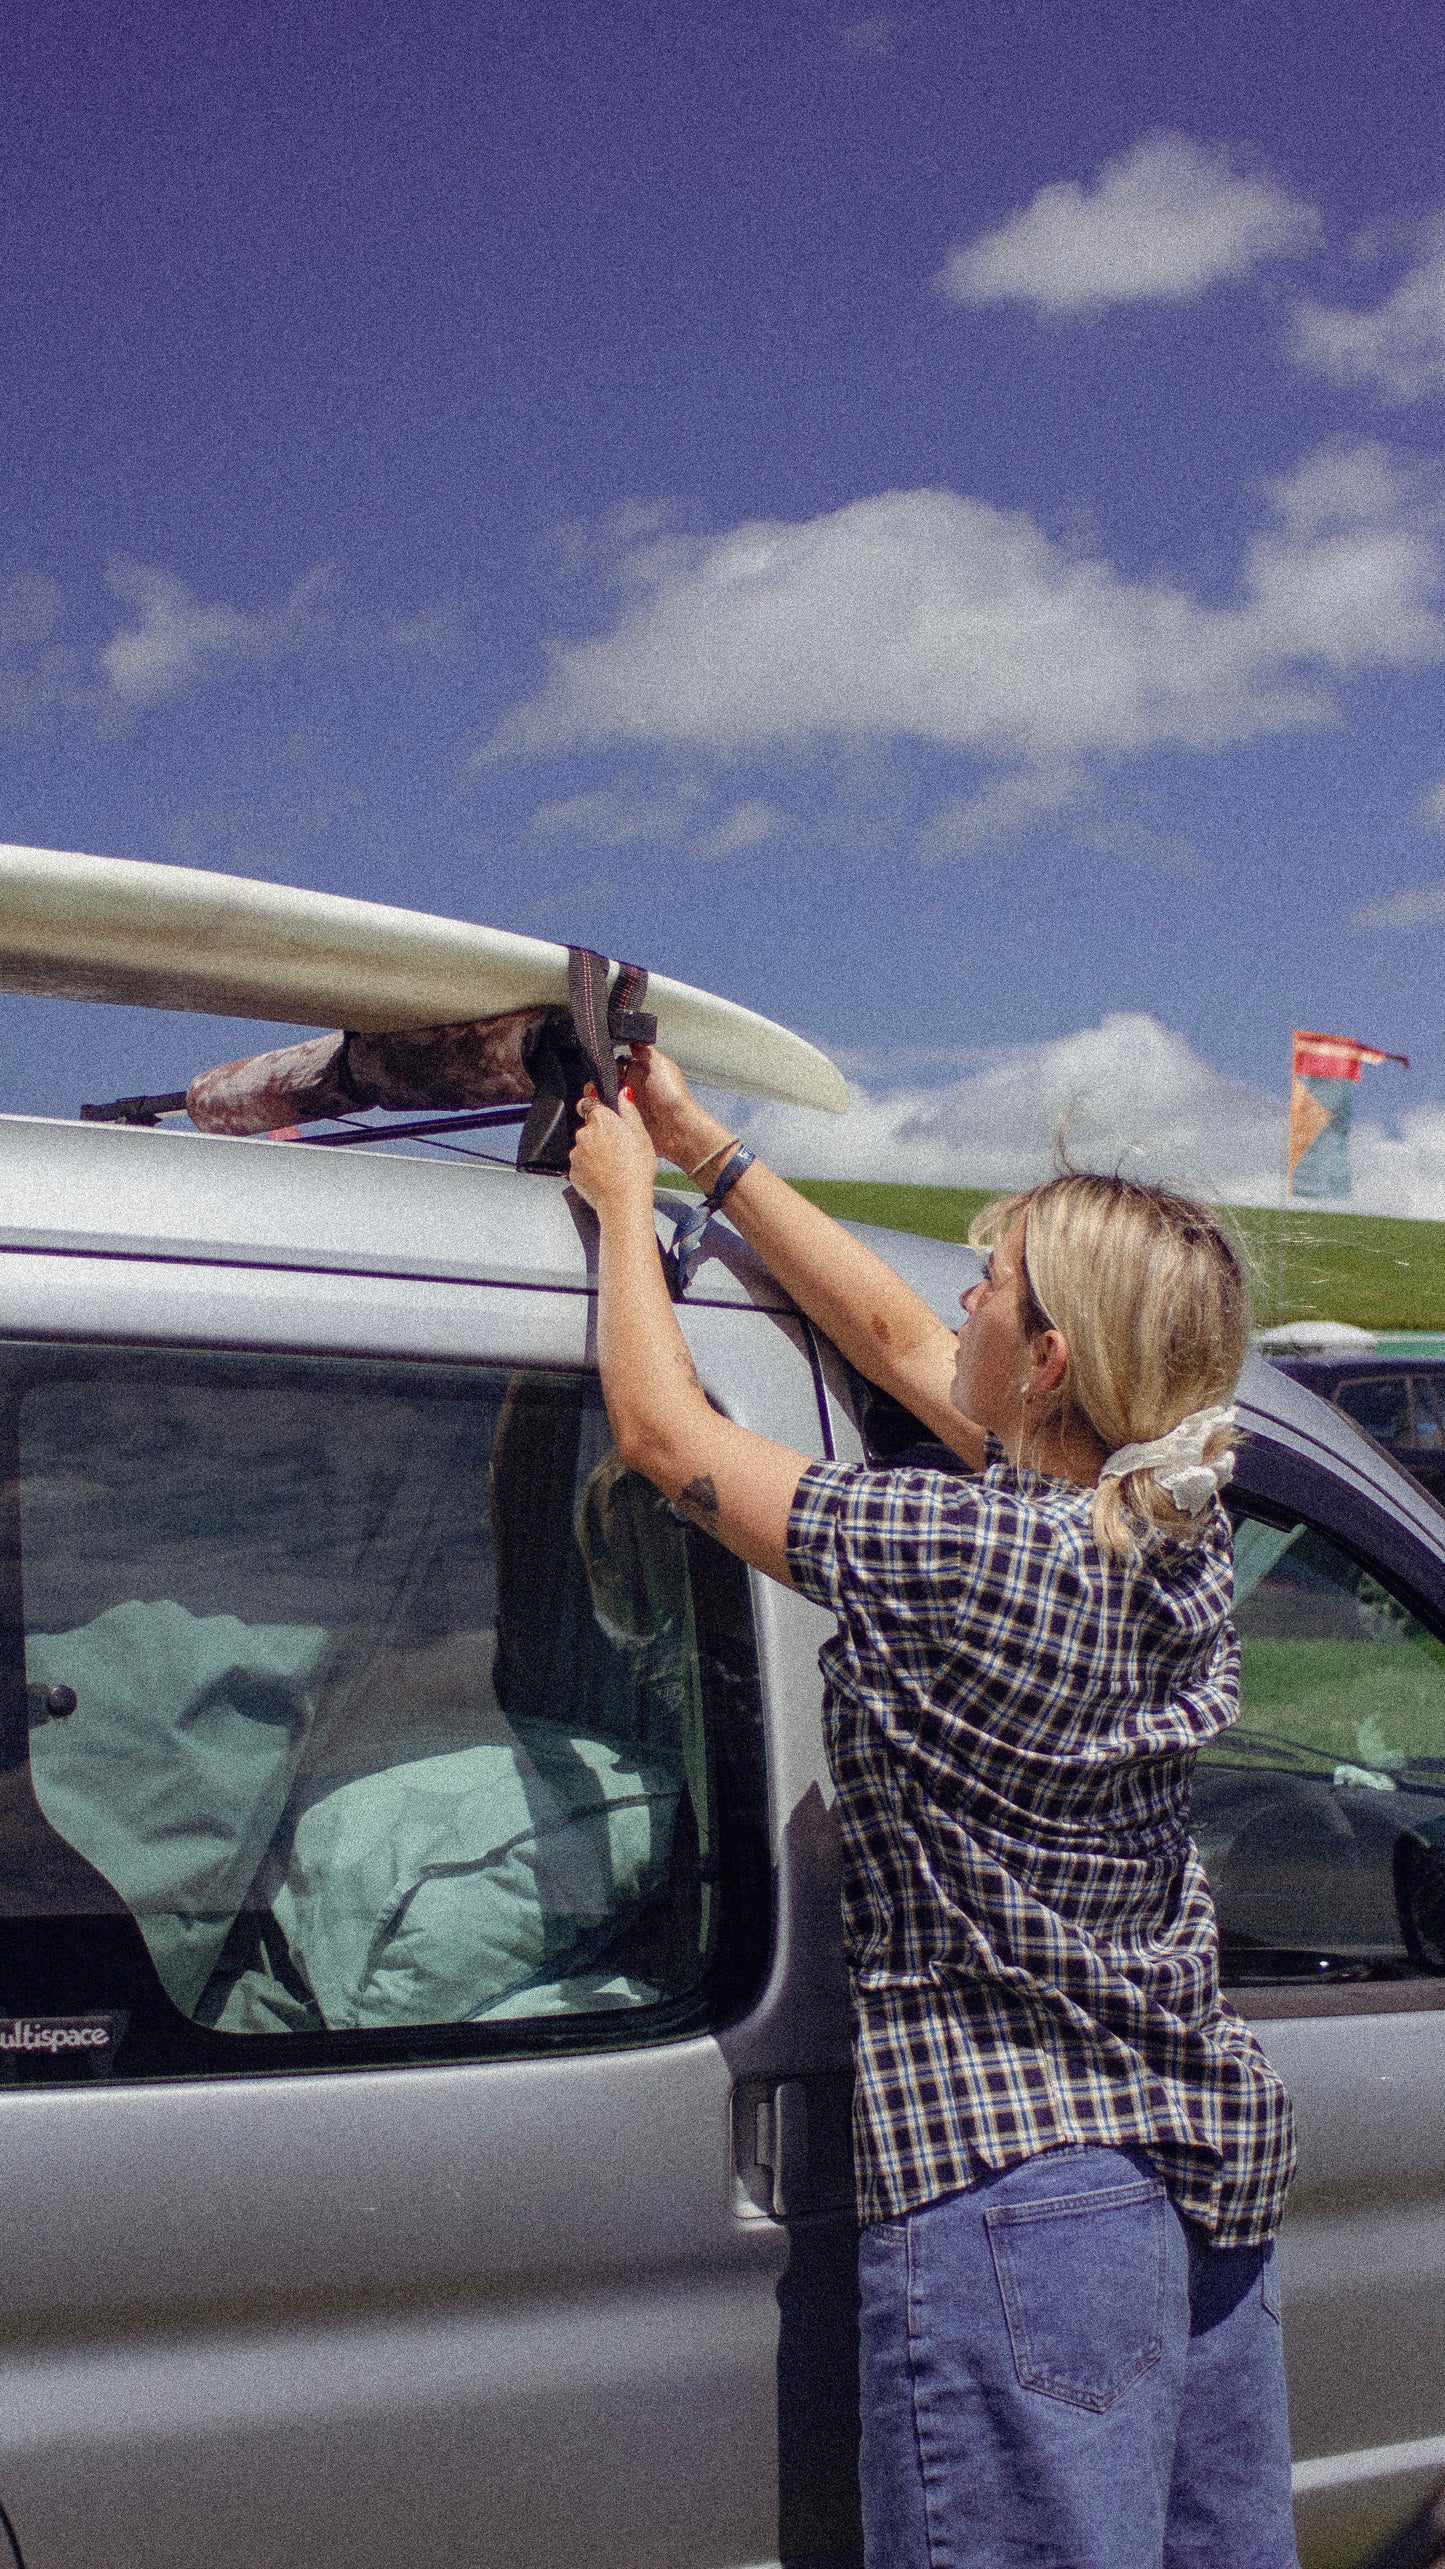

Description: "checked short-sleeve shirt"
786 1452 1296 2248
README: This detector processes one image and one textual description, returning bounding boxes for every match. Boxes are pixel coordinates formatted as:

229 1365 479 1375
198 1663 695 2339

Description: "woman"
569 1048 1299 2569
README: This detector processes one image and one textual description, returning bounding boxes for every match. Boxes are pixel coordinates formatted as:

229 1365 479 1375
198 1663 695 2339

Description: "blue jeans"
858 2146 1299 2569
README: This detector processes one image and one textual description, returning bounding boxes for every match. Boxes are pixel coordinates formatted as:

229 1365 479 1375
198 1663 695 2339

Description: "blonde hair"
969 1173 1250 1560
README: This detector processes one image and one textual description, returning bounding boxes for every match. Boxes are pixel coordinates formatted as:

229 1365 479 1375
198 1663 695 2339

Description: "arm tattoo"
677 1473 720 1522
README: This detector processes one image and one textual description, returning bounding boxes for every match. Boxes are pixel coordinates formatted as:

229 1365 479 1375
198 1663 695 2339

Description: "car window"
0 1344 768 2084
1194 1511 1445 1984
1411 1374 1445 1448
1333 1373 1414 1447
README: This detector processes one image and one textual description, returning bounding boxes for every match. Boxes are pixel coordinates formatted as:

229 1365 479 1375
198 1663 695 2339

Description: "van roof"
0 1111 977 1318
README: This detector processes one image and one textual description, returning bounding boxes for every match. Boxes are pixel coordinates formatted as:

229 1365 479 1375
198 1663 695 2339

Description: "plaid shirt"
787 1451 1297 2247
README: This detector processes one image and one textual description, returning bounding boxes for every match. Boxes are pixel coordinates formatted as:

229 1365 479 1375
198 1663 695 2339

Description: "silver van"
0 1110 1441 2569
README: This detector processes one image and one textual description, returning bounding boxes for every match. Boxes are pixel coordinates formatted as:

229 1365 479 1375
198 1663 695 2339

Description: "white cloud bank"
490 445 1443 803
936 133 1319 317
728 1010 1443 1215
100 561 465 710
1292 218 1445 402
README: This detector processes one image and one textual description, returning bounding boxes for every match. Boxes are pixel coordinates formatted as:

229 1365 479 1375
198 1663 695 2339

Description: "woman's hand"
568 1088 659 1222
624 1044 735 1175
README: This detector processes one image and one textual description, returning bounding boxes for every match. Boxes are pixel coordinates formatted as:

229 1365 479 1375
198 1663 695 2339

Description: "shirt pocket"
985 2174 1168 2412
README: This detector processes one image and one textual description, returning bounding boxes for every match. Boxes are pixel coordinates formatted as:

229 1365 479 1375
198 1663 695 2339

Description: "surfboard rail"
0 843 849 1115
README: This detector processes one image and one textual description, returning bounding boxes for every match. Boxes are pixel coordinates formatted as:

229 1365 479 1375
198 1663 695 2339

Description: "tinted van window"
0 1347 767 2083
1334 1373 1413 1446
1193 1512 1445 1982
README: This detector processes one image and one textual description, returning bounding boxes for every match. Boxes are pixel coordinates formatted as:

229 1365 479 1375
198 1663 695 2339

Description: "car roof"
1266 1347 1437 1371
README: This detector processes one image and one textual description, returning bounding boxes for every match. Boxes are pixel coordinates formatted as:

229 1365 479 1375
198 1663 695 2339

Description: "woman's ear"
1032 1328 1070 1399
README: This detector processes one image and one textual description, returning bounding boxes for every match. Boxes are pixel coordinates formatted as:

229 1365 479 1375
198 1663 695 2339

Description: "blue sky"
4 0 1445 1200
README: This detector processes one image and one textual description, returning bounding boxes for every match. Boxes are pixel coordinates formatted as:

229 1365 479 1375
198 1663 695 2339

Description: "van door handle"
733 2071 853 2219
756 2081 808 2217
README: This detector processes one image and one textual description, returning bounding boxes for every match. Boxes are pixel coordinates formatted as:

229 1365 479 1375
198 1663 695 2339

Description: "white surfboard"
0 843 849 1114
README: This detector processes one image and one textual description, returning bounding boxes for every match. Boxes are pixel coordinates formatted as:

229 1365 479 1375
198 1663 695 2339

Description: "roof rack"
77 1095 530 1150
288 1105 528 1149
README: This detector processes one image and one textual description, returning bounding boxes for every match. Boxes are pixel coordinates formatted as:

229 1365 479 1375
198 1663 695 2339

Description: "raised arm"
625 1046 986 1469
568 1092 810 1585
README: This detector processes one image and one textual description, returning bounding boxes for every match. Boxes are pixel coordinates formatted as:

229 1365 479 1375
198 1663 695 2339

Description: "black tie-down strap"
516 949 656 1172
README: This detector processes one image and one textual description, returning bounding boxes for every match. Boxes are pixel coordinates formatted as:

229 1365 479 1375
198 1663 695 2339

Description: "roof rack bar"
287 1104 531 1148
80 1091 190 1126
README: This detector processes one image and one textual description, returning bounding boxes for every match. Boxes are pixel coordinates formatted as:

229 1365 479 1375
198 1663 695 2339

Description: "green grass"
656 1174 1445 1331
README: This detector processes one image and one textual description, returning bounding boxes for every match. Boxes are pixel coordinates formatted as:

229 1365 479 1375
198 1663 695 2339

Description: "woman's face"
950 1219 1036 1437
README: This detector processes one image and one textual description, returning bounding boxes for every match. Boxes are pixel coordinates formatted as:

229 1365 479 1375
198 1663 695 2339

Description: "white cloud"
103 564 270 705
726 1009 1439 1213
1353 878 1445 929
101 560 333 707
1417 780 1445 831
529 783 785 861
695 799 784 858
490 446 1444 781
1291 218 1445 401
936 133 1319 317
99 560 452 709
1236 443 1442 671
385 603 469 659
528 781 706 847
919 765 1091 857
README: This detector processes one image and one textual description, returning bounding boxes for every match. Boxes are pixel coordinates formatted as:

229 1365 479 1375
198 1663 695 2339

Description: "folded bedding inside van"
266 1731 680 2028
28 1599 329 2014
28 1602 681 2031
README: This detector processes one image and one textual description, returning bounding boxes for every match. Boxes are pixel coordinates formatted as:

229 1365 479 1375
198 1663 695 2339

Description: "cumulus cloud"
935 133 1319 317
101 560 331 707
1417 780 1445 831
1291 218 1445 401
489 444 1444 784
726 1010 1438 1214
1237 442 1443 671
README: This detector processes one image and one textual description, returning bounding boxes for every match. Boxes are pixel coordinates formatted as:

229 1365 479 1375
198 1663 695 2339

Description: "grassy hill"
659 1175 1445 1332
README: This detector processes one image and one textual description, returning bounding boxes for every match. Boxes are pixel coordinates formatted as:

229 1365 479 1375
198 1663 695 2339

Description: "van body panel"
0 1115 1442 2565
0 1114 788 1309
0 1239 847 2569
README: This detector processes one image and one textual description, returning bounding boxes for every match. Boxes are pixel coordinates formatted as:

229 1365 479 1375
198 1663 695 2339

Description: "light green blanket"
29 1602 680 2032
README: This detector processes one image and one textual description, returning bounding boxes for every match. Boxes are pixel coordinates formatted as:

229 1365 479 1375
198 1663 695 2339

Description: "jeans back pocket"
985 2175 1167 2413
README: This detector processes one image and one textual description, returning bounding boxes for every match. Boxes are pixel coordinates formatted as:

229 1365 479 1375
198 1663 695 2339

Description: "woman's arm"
568 1092 810 1585
625 1046 986 1469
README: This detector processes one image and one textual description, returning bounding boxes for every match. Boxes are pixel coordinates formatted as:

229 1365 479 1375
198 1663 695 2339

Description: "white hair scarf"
1097 1405 1237 1518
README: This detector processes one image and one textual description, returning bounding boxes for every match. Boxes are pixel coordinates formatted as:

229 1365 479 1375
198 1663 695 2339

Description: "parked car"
1265 1345 1445 1511
0 1111 1442 2569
